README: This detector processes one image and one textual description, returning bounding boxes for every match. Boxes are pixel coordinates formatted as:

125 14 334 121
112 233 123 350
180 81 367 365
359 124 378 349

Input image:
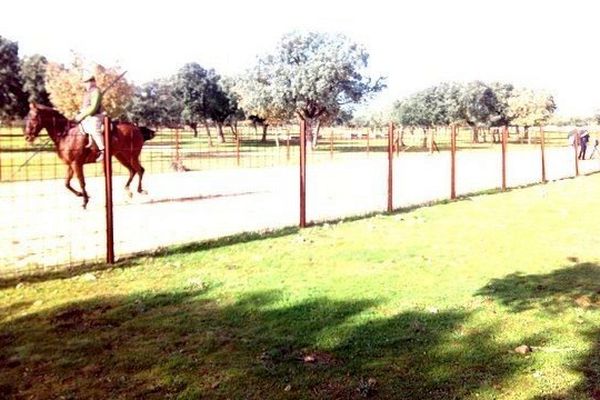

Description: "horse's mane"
34 104 69 121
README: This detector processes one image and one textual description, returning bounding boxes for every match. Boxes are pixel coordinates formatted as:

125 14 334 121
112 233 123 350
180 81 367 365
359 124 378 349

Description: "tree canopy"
45 58 133 119
129 79 183 128
20 54 51 106
393 81 556 132
244 31 385 146
0 35 27 122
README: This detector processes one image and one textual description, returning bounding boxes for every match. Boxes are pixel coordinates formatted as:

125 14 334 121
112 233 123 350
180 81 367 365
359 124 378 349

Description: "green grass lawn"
1 170 599 399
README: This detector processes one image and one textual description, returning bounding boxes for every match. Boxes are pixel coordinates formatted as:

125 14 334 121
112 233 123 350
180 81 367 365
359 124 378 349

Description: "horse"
24 103 155 209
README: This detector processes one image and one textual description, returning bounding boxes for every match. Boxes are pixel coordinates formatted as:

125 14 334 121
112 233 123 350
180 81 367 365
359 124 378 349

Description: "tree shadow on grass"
477 262 600 399
477 262 600 314
0 285 533 399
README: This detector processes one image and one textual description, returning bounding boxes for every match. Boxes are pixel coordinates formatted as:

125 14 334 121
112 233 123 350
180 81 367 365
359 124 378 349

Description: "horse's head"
24 103 44 143
24 103 69 143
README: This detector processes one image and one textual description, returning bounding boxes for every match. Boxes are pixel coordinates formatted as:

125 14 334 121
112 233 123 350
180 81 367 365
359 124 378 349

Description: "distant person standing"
578 130 590 160
590 136 600 159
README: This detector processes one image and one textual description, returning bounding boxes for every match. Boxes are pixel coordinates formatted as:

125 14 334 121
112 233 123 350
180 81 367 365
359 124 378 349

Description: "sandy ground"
1 145 598 274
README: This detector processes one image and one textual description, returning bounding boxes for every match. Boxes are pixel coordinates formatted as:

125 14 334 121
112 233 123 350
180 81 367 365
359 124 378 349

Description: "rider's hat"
82 71 96 83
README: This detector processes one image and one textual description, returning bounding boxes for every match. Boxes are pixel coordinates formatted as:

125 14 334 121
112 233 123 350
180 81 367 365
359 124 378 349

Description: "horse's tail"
139 126 156 141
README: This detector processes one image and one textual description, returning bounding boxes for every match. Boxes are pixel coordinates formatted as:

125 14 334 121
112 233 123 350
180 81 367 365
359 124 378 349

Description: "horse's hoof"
126 190 133 199
138 190 148 195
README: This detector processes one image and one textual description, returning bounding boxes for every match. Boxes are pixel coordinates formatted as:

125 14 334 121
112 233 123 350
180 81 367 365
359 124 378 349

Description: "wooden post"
103 116 115 264
299 120 307 228
502 125 507 191
387 122 394 213
540 126 546 183
450 125 456 199
366 128 370 157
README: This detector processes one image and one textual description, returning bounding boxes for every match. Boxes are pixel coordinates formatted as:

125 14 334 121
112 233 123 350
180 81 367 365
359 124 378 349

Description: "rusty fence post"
450 125 457 199
299 120 307 228
574 131 580 176
502 126 508 191
540 126 546 183
387 122 394 213
103 116 115 264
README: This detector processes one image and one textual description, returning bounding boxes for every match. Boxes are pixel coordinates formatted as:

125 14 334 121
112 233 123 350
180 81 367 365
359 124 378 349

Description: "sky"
3 0 600 116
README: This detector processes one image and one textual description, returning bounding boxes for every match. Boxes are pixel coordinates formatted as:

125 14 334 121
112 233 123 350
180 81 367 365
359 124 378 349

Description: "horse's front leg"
72 162 89 209
64 165 83 197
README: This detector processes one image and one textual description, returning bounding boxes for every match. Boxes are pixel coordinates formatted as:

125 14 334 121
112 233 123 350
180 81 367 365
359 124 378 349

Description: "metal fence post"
299 119 307 228
387 122 394 213
502 126 508 191
540 126 546 183
103 116 115 264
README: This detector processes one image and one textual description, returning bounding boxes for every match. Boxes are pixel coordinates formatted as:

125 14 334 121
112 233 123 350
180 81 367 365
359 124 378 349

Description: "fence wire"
1 123 599 276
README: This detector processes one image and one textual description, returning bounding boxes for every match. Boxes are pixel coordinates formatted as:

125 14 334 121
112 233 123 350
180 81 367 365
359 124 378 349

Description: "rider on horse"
75 72 104 162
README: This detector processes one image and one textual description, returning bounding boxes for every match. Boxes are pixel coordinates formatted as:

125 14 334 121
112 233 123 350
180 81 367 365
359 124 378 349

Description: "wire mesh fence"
1 122 599 277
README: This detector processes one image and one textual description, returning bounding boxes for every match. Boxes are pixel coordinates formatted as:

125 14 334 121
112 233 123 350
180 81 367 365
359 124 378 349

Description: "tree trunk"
261 124 269 142
190 122 198 138
429 128 435 153
301 117 319 151
525 126 530 145
422 128 428 148
229 123 238 139
312 119 321 149
472 127 479 143
400 127 406 147
204 122 213 147
217 122 225 143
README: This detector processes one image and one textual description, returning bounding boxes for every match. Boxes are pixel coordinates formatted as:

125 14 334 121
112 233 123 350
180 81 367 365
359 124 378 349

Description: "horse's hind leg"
124 167 135 198
114 153 135 198
131 156 146 194
65 165 83 197
72 162 89 209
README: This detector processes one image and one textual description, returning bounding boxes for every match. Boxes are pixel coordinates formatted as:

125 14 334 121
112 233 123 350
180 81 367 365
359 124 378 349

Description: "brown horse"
24 103 154 209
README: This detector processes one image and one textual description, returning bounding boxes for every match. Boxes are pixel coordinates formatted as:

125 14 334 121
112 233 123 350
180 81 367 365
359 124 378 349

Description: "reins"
10 115 63 180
